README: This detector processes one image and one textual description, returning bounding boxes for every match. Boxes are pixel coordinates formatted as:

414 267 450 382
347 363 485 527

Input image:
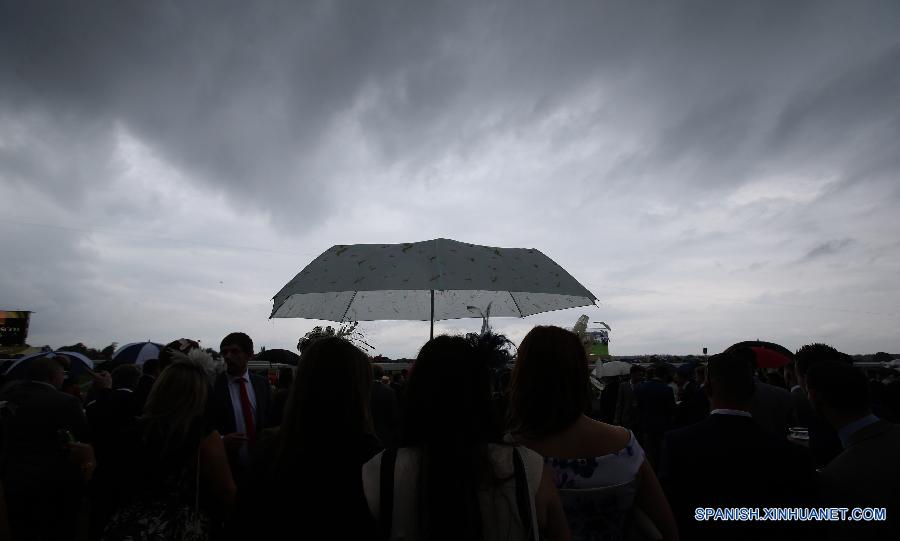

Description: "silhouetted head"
220 332 253 376
705 348 756 410
111 364 141 390
402 335 499 447
143 360 209 456
141 357 161 377
695 365 706 385
806 360 870 429
794 343 851 393
653 363 671 381
158 338 201 371
508 326 590 439
276 366 293 390
27 357 66 389
278 337 372 463
630 364 644 384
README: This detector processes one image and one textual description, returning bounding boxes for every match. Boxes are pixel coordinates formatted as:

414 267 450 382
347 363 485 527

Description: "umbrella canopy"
255 348 301 366
3 350 95 380
271 239 598 337
110 341 164 367
727 340 794 369
593 359 632 378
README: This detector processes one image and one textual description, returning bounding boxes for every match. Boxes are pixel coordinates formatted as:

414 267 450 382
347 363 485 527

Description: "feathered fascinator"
163 338 224 382
464 303 516 370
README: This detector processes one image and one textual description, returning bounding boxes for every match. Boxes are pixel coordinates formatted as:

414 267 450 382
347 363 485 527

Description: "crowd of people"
0 328 897 541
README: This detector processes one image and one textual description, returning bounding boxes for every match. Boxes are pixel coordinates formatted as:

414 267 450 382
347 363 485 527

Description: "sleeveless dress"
546 430 645 541
361 444 544 541
100 421 211 541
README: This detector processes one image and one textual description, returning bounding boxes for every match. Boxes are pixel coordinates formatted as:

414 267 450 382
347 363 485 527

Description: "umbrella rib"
339 291 358 323
508 291 524 317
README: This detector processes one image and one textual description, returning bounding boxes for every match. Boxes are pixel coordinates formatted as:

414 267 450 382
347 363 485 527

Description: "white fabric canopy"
593 360 632 378
271 239 597 322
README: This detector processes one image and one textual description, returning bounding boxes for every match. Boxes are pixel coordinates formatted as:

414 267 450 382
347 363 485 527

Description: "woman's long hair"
402 335 505 541
275 337 373 470
141 360 209 458
508 326 592 439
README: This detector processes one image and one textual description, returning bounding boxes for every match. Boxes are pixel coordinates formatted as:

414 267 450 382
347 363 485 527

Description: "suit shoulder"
664 418 710 443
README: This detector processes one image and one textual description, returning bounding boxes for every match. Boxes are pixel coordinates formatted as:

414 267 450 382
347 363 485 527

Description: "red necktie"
237 377 256 443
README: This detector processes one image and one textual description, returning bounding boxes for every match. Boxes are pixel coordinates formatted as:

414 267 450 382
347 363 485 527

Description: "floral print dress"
546 430 645 541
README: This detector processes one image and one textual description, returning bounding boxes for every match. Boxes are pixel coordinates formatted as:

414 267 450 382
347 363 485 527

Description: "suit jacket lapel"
216 373 237 434
846 419 893 448
250 374 267 427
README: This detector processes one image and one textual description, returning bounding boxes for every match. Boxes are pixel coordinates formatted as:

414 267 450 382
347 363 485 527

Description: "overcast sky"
2 1 899 357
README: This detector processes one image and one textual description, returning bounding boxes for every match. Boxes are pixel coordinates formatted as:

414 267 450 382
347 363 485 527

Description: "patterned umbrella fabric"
271 238 598 336
110 342 164 367
593 360 632 378
2 350 95 380
726 340 794 369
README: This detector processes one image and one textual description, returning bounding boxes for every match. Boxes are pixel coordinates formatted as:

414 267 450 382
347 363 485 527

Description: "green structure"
587 322 611 358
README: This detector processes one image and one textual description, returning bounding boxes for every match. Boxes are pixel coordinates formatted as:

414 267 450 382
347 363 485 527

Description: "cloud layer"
2 0 899 356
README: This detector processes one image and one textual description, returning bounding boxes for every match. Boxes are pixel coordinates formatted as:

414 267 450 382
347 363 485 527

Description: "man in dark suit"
85 364 141 459
133 357 160 412
659 349 816 541
210 332 272 479
633 364 675 468
749 378 795 438
369 364 400 447
0 357 91 541
86 364 142 540
673 364 709 428
808 360 899 540
794 343 850 467
614 365 643 429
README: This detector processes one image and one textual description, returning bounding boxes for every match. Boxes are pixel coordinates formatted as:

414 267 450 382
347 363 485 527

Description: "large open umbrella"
726 340 794 369
109 341 164 367
271 238 598 338
593 359 632 378
3 350 95 380
255 348 301 366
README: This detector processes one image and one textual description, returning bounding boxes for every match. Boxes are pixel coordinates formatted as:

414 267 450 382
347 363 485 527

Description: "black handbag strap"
378 448 398 541
513 447 537 541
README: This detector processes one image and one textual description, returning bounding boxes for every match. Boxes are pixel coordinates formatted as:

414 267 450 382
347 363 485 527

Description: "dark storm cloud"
2 1 900 354
804 238 856 261
2 1 896 215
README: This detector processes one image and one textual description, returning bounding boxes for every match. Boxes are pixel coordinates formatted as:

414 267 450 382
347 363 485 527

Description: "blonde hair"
142 359 210 456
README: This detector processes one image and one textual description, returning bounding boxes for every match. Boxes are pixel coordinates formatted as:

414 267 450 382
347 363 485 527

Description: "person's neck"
228 368 247 378
831 411 872 432
709 399 750 412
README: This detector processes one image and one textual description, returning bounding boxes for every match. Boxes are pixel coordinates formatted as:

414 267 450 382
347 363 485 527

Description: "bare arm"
614 385 626 425
535 463 571 541
199 431 237 513
0 479 9 541
633 459 678 541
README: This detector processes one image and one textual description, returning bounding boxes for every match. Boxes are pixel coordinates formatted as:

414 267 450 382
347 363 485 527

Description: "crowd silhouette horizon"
0 327 898 541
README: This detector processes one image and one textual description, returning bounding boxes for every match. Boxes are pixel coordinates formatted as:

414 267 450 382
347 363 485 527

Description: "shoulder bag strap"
195 449 201 511
378 448 398 541
513 447 538 541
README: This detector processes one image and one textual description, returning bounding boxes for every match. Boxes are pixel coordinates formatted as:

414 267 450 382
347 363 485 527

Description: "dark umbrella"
726 340 794 369
255 349 301 366
109 341 164 367
2 350 95 380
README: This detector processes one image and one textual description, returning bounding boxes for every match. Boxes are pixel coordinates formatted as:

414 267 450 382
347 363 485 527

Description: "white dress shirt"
227 370 258 435
710 408 752 417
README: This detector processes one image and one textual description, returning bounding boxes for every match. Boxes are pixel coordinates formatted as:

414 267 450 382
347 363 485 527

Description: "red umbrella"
726 340 793 369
